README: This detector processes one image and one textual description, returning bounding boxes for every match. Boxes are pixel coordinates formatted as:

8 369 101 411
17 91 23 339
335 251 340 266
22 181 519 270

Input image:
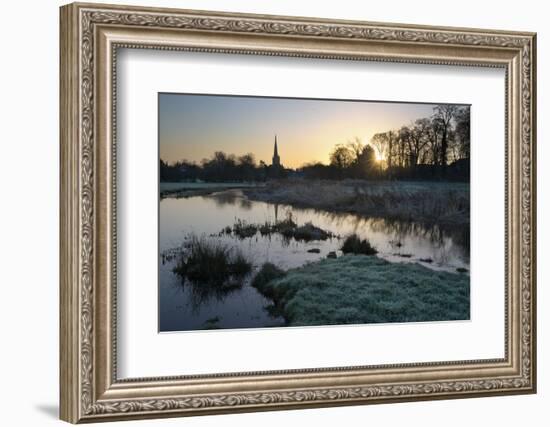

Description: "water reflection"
210 189 253 210
159 189 469 331
171 275 245 315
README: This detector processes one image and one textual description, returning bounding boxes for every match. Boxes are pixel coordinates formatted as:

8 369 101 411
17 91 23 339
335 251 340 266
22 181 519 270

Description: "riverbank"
244 179 469 226
160 182 262 198
252 254 469 326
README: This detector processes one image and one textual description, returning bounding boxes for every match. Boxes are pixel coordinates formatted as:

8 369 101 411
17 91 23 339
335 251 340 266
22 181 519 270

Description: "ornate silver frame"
60 2 537 423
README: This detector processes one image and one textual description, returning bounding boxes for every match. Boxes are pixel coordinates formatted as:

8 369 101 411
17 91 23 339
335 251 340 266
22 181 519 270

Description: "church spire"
272 134 281 167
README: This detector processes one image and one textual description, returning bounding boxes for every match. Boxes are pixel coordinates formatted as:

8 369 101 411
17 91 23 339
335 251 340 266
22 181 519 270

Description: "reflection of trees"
369 219 445 246
239 198 253 210
312 209 469 261
208 190 253 210
209 192 467 261
451 225 470 263
371 218 469 262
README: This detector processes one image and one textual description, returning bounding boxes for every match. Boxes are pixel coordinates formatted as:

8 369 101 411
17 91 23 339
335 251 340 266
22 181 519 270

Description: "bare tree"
346 137 364 165
358 144 377 177
408 118 430 166
329 144 354 170
427 117 443 166
454 106 470 159
397 126 412 168
432 104 458 168
447 129 461 162
237 153 256 180
371 130 395 171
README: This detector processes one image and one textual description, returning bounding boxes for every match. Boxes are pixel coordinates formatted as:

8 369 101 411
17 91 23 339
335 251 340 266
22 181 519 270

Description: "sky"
159 93 439 169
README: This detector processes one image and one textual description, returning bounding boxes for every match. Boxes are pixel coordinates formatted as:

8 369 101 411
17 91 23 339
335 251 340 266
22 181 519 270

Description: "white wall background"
0 0 546 426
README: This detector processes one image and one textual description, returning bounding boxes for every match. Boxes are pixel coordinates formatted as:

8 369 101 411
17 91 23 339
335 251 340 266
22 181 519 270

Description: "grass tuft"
173 236 252 287
341 234 378 255
287 222 331 241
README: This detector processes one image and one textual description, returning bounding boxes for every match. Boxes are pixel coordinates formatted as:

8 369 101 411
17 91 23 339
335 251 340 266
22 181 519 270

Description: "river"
159 189 469 332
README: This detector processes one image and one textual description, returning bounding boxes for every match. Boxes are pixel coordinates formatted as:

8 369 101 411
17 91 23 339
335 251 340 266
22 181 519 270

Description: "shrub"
341 234 378 255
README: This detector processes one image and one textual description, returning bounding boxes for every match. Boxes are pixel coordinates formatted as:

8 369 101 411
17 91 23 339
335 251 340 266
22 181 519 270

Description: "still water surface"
159 190 469 332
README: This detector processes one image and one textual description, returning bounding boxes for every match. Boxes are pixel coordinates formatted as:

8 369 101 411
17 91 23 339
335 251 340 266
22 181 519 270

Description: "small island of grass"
252 255 469 326
226 214 334 241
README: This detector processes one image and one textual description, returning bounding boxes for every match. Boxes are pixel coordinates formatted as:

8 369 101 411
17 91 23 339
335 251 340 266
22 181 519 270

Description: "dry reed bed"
245 180 469 225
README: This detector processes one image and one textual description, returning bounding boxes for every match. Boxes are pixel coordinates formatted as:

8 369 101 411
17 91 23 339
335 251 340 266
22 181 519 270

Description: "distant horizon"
159 93 463 169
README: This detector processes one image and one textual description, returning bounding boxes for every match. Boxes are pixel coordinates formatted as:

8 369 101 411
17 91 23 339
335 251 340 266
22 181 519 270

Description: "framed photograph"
60 2 537 423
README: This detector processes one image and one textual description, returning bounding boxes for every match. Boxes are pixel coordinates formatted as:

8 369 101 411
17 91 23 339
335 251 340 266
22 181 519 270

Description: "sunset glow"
159 93 437 169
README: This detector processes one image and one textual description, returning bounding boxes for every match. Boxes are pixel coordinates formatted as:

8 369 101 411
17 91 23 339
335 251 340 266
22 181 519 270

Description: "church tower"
272 134 281 167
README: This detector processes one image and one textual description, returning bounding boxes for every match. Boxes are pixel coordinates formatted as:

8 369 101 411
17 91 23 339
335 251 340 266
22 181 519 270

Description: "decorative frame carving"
60 2 536 423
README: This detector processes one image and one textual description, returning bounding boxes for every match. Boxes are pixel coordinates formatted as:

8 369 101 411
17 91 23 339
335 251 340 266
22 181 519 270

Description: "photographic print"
159 93 471 332
60 5 536 420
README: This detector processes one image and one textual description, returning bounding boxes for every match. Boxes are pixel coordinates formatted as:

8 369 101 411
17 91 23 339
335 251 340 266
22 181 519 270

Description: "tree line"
160 151 284 183
371 104 470 174
301 104 470 181
161 104 470 183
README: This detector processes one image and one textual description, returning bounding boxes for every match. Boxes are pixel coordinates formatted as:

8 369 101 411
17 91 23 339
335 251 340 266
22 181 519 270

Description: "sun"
373 147 384 162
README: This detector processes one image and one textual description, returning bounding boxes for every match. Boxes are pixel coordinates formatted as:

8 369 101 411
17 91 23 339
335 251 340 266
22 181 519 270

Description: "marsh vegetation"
172 236 252 287
227 213 333 241
244 180 469 226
